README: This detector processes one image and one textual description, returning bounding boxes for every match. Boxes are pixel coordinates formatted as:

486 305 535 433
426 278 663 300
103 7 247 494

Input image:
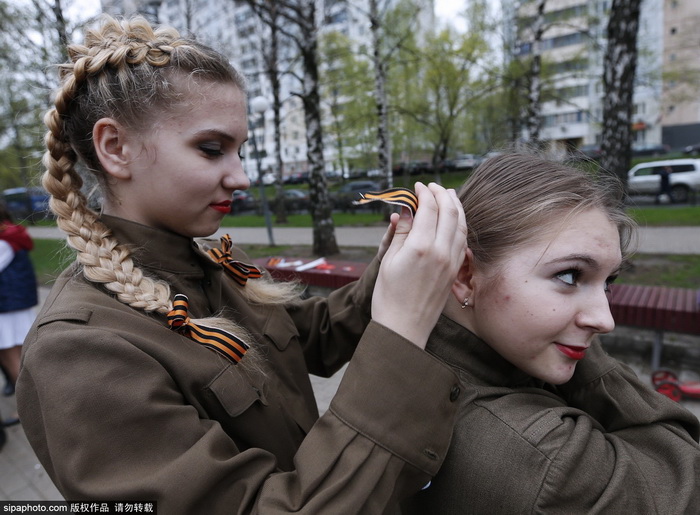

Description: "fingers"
376 212 401 261
371 181 468 349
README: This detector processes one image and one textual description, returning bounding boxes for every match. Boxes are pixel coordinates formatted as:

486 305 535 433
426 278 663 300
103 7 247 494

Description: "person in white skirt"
0 202 38 433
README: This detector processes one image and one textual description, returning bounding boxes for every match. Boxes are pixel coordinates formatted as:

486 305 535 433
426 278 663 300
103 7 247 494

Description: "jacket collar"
426 315 539 389
100 215 220 275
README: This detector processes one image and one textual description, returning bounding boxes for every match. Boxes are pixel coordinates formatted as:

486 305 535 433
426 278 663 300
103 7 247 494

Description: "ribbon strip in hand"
352 187 418 216
207 234 263 286
167 294 250 363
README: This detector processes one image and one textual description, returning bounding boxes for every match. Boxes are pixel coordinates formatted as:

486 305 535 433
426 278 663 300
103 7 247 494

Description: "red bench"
253 257 368 292
256 258 700 369
609 284 700 369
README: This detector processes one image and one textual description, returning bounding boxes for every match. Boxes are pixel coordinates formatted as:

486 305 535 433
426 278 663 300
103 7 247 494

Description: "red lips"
555 343 587 360
210 201 232 214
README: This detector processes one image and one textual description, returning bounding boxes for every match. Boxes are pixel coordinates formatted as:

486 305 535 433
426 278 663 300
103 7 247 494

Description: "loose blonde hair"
458 149 637 275
42 15 299 344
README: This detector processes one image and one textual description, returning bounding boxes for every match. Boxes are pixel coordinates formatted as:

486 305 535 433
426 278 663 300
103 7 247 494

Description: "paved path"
27 225 700 254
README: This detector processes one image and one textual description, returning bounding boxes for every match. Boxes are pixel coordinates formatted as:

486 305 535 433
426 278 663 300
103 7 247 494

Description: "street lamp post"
250 95 275 247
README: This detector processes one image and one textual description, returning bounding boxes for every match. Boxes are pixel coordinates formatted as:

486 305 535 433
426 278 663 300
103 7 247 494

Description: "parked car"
331 180 381 211
627 159 700 203
577 144 602 161
229 190 257 214
272 188 310 213
1 187 50 223
438 159 456 172
284 172 309 185
631 143 670 157
453 154 479 170
683 142 700 156
407 161 430 175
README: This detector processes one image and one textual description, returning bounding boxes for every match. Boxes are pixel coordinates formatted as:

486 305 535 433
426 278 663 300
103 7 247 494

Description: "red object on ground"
651 369 700 402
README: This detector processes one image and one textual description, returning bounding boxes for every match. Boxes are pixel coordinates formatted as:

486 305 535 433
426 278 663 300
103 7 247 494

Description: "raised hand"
371 182 467 349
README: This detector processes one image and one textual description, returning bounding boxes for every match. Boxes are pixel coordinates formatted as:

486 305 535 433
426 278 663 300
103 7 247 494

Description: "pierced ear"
450 248 476 304
93 118 131 180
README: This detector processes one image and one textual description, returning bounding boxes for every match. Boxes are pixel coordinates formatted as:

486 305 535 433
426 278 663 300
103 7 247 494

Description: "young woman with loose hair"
404 151 700 514
17 15 468 512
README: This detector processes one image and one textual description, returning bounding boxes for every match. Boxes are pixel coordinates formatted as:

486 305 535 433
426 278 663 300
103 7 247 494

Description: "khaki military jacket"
405 315 700 514
18 217 460 514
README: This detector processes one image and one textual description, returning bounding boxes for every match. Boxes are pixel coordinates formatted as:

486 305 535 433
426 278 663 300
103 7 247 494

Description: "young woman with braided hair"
17 15 468 512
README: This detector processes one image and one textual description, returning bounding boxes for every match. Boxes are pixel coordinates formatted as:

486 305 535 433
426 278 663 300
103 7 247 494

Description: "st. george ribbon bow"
207 234 263 286
352 187 418 216
167 294 249 363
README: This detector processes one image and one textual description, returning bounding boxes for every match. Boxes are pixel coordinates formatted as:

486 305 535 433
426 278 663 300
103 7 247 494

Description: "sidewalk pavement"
3 223 700 501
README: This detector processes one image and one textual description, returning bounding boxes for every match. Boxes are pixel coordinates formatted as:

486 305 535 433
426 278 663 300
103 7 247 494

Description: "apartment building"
506 0 666 151
101 0 434 180
661 0 700 149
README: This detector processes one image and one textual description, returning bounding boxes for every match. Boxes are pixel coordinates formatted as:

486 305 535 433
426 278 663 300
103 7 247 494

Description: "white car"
453 154 479 170
627 159 700 203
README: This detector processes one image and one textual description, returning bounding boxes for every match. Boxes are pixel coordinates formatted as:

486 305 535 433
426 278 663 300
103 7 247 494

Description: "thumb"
392 205 414 237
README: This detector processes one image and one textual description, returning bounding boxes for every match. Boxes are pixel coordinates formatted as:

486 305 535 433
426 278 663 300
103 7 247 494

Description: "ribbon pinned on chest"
352 187 418 216
167 294 250 364
207 234 263 286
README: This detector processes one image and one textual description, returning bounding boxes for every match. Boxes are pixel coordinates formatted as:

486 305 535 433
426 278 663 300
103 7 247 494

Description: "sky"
434 0 468 32
65 0 471 30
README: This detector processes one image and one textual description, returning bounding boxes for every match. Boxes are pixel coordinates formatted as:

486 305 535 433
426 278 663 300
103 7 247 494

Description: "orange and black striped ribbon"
167 294 249 363
207 234 263 286
353 187 418 216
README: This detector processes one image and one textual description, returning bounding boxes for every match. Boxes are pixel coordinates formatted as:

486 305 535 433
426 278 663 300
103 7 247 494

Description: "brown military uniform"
18 216 460 514
405 315 700 514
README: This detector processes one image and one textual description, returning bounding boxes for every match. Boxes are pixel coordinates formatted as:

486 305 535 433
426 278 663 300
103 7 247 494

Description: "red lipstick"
555 343 587 361
210 201 232 214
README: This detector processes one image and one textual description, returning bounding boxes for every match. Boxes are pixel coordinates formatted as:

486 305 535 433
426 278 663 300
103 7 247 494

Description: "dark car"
331 180 381 211
683 142 700 156
284 172 309 185
632 143 670 157
272 189 310 213
229 190 257 214
577 144 602 161
407 161 430 175
1 187 50 223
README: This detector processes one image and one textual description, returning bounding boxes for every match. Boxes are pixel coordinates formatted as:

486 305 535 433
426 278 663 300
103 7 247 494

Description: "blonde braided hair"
43 16 298 336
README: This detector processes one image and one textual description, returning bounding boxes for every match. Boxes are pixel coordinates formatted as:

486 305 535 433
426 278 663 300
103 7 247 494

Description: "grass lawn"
24 183 700 288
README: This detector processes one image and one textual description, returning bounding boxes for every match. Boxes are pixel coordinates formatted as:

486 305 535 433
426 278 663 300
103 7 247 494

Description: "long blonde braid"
43 16 298 336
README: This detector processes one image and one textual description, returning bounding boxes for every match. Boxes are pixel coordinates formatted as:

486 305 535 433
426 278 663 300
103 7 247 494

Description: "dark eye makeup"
555 267 618 293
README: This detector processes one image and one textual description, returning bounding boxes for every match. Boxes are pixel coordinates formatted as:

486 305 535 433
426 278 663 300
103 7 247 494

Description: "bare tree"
599 0 642 187
250 3 291 223
368 0 392 187
246 0 339 256
523 0 546 144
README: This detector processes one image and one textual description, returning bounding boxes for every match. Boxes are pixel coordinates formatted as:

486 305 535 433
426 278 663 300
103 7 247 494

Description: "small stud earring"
461 298 470 309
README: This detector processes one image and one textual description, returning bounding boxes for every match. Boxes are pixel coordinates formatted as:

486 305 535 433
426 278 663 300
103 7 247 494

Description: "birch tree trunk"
369 0 393 189
524 0 546 144
247 0 339 255
600 0 642 188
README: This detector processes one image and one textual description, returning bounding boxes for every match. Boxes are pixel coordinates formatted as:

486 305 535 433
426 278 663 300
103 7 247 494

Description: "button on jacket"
405 315 700 514
18 216 460 514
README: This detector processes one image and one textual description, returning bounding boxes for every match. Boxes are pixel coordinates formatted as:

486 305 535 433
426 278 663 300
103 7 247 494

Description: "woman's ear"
93 118 132 180
450 248 476 305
